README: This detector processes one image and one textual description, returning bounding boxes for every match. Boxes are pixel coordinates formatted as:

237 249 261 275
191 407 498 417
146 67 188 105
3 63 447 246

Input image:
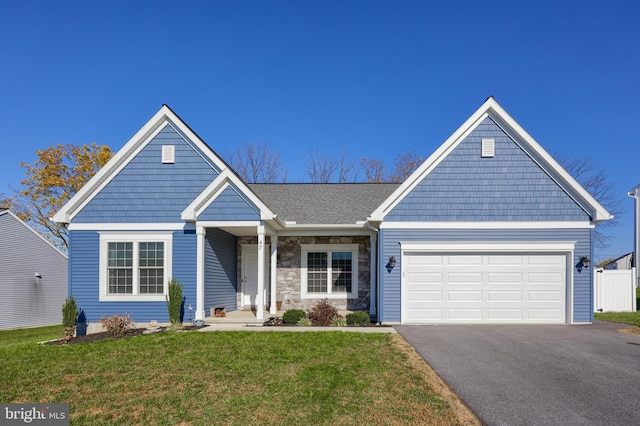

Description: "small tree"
62 296 80 340
166 279 183 327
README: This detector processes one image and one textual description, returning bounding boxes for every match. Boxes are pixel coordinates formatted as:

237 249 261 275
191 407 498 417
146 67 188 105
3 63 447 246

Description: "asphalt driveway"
395 321 640 426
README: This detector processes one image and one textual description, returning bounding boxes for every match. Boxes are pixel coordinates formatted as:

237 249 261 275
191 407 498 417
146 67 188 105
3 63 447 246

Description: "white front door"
241 245 269 308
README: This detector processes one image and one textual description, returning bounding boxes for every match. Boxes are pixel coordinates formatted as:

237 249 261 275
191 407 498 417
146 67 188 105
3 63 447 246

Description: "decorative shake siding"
237 235 371 311
378 228 593 323
198 184 261 221
73 125 220 223
386 117 590 222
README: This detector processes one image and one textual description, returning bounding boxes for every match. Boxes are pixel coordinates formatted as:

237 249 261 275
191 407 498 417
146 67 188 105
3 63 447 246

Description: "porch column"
270 235 278 315
369 233 377 316
196 226 206 320
256 226 266 320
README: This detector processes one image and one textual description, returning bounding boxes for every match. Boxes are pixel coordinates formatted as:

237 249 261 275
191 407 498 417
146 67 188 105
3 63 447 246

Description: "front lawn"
0 327 477 425
594 289 640 327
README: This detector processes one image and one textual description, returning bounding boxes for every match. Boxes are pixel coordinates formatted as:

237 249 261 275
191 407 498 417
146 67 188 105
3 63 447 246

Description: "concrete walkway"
197 309 396 333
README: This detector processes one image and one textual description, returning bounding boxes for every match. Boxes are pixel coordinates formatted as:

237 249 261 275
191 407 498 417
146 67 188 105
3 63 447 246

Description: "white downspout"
627 187 640 291
256 226 266 320
196 226 205 320
270 234 278 315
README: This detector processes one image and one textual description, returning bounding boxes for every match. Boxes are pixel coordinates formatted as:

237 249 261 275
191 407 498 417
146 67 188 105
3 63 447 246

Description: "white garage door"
402 253 567 324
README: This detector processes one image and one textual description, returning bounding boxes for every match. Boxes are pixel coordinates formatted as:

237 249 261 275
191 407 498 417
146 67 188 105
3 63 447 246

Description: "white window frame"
301 244 358 299
99 232 173 302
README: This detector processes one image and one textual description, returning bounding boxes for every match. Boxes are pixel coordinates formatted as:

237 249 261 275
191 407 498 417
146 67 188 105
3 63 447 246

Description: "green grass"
0 327 466 425
594 288 640 326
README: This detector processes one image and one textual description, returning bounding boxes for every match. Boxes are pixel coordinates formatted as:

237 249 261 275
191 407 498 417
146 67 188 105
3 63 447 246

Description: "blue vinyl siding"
172 230 197 319
379 228 592 323
74 125 220 223
386 117 590 222
68 229 195 323
198 184 260 221
204 228 237 315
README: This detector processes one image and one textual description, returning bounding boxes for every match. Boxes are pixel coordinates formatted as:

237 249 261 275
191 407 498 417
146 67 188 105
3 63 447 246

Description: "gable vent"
162 145 175 164
481 138 495 158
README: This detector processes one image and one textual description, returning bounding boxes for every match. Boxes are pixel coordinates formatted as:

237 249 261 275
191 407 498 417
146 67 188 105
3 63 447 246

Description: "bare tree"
557 155 624 249
389 150 423 183
229 141 287 183
360 157 387 183
305 148 357 183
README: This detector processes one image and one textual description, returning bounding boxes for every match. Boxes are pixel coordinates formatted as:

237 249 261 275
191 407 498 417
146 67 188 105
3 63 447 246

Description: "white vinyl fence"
594 268 637 313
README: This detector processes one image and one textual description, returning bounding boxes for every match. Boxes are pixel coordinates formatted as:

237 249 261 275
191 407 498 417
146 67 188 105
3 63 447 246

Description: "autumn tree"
305 148 357 183
13 143 112 251
360 158 387 183
229 141 287 183
361 150 424 183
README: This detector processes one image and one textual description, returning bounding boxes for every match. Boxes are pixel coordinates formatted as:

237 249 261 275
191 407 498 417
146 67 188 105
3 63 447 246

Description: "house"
602 252 634 270
53 97 611 326
0 210 68 330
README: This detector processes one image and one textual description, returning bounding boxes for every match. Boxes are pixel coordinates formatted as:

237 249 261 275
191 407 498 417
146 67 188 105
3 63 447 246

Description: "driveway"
395 321 640 426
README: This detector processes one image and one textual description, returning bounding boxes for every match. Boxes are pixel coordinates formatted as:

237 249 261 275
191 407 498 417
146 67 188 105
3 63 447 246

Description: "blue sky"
1 1 638 261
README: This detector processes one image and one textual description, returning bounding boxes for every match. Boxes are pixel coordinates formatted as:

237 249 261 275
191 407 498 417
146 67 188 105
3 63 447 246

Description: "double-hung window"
301 244 358 299
99 233 173 301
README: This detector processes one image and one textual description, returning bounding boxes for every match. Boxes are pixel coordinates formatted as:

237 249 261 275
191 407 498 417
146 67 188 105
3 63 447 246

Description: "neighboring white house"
0 210 68 330
602 252 634 270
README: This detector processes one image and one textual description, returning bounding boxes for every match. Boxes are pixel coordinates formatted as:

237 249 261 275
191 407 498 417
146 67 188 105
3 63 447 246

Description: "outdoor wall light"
34 272 42 279
580 256 591 268
389 256 396 269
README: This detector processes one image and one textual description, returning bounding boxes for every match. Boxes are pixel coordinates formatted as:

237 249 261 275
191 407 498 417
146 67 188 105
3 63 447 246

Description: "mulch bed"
44 325 205 345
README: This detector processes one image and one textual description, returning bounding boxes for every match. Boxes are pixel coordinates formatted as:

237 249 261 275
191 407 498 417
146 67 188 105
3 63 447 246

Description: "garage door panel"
448 290 482 301
487 290 523 301
403 252 567 324
448 309 483 320
487 309 523 320
487 273 523 284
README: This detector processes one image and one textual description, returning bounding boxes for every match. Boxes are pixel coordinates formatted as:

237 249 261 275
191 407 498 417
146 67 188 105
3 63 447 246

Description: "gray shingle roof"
248 183 400 225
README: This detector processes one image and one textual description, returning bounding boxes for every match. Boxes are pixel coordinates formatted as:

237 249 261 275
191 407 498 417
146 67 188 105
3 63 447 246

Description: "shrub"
100 313 134 337
166 278 183 327
307 298 339 327
62 296 79 328
283 309 306 324
346 311 371 326
62 296 80 340
296 317 313 326
330 316 347 327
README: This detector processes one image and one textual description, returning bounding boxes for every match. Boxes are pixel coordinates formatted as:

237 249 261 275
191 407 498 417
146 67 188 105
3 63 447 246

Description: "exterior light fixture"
35 273 42 279
580 256 591 268
389 256 396 269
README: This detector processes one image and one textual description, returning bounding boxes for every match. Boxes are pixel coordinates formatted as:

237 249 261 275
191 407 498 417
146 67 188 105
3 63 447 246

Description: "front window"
100 233 172 301
301 244 358 298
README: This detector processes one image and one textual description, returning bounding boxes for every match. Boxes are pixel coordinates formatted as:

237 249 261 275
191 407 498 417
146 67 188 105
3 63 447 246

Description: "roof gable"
53 105 229 224
370 97 612 223
0 210 68 259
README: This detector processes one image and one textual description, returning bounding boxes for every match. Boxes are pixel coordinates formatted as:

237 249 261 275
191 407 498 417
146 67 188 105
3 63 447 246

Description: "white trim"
98 232 173 302
400 241 576 253
369 97 612 223
0 210 68 259
380 221 594 229
277 228 374 237
181 168 278 222
68 222 191 231
53 105 228 224
270 235 278 315
399 240 576 325
196 221 262 229
300 243 359 299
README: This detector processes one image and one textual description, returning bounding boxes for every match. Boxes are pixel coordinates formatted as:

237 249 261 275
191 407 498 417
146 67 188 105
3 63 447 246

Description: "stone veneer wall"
237 235 371 311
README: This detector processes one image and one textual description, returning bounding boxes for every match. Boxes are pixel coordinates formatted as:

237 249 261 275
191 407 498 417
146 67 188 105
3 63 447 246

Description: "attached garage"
400 242 575 324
